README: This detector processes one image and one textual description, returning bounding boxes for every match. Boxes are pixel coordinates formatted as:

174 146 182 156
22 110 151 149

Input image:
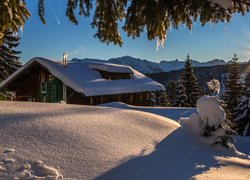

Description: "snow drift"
0 101 179 179
0 101 249 179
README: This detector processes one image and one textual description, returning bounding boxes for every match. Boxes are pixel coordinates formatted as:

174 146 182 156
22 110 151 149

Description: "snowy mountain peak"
71 56 227 74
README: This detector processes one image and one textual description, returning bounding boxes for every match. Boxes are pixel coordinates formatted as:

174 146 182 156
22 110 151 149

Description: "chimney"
62 53 68 68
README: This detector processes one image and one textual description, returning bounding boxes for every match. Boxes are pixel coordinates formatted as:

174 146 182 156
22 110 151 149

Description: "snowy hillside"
71 56 227 74
0 101 249 179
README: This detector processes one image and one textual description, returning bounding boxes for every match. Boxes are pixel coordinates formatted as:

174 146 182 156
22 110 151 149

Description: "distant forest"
147 63 249 92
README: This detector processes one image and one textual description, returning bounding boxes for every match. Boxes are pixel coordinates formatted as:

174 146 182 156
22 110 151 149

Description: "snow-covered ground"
100 102 196 121
0 101 249 179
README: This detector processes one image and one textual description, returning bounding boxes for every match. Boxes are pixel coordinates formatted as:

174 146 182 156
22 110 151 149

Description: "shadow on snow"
97 127 224 180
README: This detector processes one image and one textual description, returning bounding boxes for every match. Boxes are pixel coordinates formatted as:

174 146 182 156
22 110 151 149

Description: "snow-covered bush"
180 95 234 147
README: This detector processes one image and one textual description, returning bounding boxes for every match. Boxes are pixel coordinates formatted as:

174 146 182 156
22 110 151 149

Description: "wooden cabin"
0 57 165 106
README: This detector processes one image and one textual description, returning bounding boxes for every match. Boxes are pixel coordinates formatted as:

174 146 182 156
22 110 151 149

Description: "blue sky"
19 0 250 63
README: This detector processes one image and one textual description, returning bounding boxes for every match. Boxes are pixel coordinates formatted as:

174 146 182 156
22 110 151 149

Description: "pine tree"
174 80 189 107
0 30 22 81
223 54 243 122
2 1 250 46
151 91 168 106
166 81 176 106
158 91 168 106
234 72 250 136
180 54 200 107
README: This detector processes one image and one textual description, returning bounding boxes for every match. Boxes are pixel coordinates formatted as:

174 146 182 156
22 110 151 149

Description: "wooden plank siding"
72 92 152 106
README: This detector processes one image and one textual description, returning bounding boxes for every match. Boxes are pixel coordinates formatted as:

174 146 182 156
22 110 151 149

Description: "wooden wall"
66 88 152 106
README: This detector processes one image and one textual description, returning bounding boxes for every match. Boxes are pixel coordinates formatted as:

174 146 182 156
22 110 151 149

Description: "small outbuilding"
0 57 165 105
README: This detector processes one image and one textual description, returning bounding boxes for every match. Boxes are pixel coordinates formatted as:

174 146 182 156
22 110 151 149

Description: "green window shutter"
41 82 47 93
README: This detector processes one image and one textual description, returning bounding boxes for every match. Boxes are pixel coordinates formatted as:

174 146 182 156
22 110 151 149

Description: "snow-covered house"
0 57 165 105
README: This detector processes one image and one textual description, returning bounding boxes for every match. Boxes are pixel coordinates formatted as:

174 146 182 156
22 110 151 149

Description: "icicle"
225 22 227 35
156 38 161 51
20 26 24 36
190 24 193 34
156 33 167 51
13 31 19 37
224 20 228 35
210 19 213 27
169 21 173 33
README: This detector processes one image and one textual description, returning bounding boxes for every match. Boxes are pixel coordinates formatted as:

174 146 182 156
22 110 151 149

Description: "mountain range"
71 56 228 74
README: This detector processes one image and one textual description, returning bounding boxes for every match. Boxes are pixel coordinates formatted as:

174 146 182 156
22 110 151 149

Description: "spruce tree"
174 80 189 107
0 30 22 81
246 70 250 87
151 91 168 106
234 72 250 136
180 54 200 107
166 81 176 106
223 54 242 122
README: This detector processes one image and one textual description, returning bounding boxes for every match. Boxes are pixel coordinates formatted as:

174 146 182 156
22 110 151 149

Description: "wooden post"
139 93 143 103
90 96 93 105
130 94 133 104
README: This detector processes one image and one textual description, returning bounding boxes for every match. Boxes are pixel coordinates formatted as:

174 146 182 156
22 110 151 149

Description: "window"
41 82 47 93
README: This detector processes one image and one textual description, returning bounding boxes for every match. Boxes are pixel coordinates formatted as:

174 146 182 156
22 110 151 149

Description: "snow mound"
0 101 178 179
100 101 129 109
197 95 226 128
100 102 196 121
0 101 249 179
180 95 226 134
180 96 250 158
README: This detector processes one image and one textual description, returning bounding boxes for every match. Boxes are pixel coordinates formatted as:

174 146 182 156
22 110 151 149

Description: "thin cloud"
68 46 86 57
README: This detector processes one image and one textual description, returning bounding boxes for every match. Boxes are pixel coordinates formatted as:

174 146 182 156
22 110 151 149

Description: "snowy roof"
0 57 165 96
86 62 134 74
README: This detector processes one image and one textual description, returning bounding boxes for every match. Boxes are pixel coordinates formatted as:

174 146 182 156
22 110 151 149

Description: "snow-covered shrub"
180 95 234 147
